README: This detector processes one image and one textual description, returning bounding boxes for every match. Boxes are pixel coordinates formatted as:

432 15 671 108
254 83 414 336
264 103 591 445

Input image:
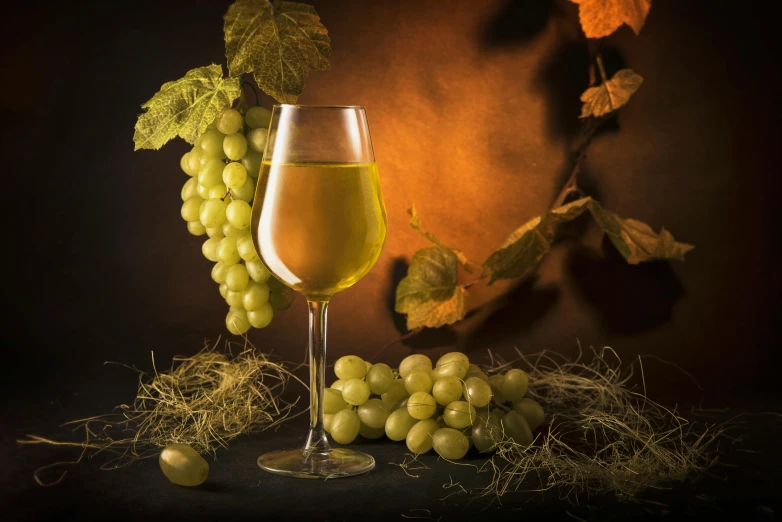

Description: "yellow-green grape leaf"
484 197 592 284
133 64 241 150
408 206 472 271
395 246 467 330
587 200 694 264
570 0 652 39
223 0 330 104
580 69 643 118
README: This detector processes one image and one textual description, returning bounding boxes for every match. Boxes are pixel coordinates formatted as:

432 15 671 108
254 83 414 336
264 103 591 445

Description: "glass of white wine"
251 105 387 478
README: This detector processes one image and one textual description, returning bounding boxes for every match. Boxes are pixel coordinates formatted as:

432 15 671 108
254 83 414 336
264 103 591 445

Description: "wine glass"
251 105 387 478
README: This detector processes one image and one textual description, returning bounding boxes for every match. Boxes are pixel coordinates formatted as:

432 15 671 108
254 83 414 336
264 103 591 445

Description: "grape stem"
221 189 233 201
240 75 260 107
367 328 423 363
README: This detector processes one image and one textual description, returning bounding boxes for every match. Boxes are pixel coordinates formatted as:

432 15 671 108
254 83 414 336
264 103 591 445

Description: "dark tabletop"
3 390 781 522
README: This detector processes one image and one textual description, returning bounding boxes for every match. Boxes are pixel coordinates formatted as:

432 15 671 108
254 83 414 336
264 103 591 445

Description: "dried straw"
18 338 303 486
477 346 726 502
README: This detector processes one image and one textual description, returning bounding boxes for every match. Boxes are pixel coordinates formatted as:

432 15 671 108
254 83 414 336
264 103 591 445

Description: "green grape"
222 162 247 190
442 401 476 429
359 423 385 439
341 379 371 406
392 397 409 411
211 262 229 284
432 376 463 406
324 414 335 433
488 374 506 404
231 176 256 202
226 200 252 230
236 234 259 262
334 355 368 380
365 361 373 372
198 159 224 187
399 354 433 378
462 377 493 408
330 409 360 444
432 428 470 460
225 290 244 308
268 277 295 311
240 150 263 178
247 127 268 153
181 196 204 222
511 398 545 431
206 119 218 130
357 399 390 429
217 236 241 265
244 260 270 283
404 369 433 395
381 379 409 409
436 352 470 368
187 147 204 174
216 108 243 134
501 369 529 402
206 183 227 199
407 392 436 420
206 225 225 239
200 129 226 157
245 106 272 128
242 280 270 310
331 380 345 391
384 408 418 441
225 263 249 292
199 198 227 228
196 183 210 199
247 303 273 328
436 360 468 380
222 222 241 237
223 133 248 161
226 309 250 335
471 414 501 453
202 238 221 261
406 419 439 455
323 388 348 414
180 152 192 176
501 411 533 447
159 443 209 487
219 283 228 298
181 178 198 201
366 363 394 394
464 365 489 382
187 221 206 236
429 366 445 382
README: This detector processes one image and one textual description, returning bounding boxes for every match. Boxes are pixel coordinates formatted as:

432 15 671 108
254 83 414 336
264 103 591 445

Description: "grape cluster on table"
178 106 285 335
325 352 545 460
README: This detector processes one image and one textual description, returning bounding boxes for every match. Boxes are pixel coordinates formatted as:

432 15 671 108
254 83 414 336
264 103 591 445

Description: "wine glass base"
257 448 375 479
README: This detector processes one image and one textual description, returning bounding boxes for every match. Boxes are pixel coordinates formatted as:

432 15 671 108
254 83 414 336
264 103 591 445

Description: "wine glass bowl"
251 105 386 478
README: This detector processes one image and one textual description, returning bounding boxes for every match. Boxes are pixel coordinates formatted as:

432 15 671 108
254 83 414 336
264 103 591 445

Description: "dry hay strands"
18 337 305 486
479 346 729 503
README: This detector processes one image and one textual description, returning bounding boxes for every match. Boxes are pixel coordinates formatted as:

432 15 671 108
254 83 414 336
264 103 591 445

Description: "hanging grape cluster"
325 352 545 459
178 106 286 335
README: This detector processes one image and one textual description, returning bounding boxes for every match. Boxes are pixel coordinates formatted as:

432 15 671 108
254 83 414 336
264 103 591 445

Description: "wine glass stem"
303 299 331 455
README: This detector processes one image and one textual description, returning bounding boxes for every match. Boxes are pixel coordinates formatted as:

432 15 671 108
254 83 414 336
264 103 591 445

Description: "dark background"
1 0 780 520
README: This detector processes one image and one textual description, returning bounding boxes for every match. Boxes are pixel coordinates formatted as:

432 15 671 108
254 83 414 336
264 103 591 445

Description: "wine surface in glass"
254 161 387 300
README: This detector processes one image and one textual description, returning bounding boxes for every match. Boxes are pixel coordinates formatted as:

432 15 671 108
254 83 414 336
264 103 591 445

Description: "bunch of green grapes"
178 106 289 335
324 352 546 460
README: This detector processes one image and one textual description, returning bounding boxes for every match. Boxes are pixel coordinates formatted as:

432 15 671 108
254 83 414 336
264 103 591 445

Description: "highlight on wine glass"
250 105 387 478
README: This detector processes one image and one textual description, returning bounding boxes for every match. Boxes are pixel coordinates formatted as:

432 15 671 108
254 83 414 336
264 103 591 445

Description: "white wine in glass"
251 105 387 478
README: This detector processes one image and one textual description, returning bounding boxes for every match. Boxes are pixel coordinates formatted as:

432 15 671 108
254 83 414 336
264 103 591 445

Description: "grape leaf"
133 65 241 151
408 206 472 271
395 246 467 330
580 69 643 118
484 197 693 283
484 197 593 283
570 0 652 39
588 203 695 264
223 0 330 104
